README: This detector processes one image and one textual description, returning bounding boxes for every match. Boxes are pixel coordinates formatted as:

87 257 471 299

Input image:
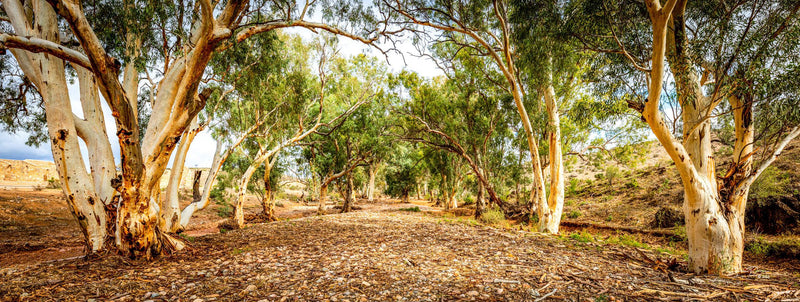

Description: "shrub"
569 230 595 243
479 207 505 224
46 178 61 189
566 210 581 219
399 206 421 212
461 195 475 206
750 167 791 200
567 179 581 196
605 166 621 186
625 178 639 189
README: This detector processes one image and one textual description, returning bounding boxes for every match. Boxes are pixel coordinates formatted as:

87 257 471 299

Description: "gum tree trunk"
538 83 565 233
475 180 485 220
318 182 329 214
341 173 354 213
260 161 277 221
367 164 376 201
163 117 202 233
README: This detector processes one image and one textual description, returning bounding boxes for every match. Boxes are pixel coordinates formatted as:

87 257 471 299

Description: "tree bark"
260 162 277 222
5 0 108 252
318 182 329 214
163 117 201 233
475 180 485 220
367 163 376 201
538 83 565 233
341 172 354 213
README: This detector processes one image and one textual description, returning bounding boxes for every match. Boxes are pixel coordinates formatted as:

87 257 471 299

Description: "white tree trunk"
234 163 260 227
179 142 223 229
538 84 564 233
163 117 200 232
5 0 108 252
683 177 744 273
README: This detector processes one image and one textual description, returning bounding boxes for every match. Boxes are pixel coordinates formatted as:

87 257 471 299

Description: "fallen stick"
534 288 557 302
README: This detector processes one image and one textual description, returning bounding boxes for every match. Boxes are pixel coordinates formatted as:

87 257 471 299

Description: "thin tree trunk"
367 164 376 201
234 163 259 228
341 173 354 213
163 117 201 233
475 180 485 220
318 182 329 215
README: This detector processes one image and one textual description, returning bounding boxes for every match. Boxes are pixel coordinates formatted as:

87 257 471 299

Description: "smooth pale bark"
179 121 265 229
75 68 116 206
233 126 323 227
638 0 746 274
5 0 108 252
163 117 202 233
538 84 564 233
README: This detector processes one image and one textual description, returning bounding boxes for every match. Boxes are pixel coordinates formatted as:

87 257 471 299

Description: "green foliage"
179 233 196 243
46 178 61 189
461 195 475 206
750 167 792 200
566 178 581 196
569 231 596 243
625 178 639 190
566 210 582 219
607 234 649 249
604 166 621 187
479 207 506 224
399 206 421 212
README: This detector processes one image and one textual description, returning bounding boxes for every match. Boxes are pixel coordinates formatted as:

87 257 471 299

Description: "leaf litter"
1 208 798 301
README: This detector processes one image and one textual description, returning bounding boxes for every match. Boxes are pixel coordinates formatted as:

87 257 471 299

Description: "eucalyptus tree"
304 54 390 214
163 30 286 233
384 144 423 203
570 0 800 274
0 0 392 259
229 36 373 227
391 60 519 218
382 0 567 231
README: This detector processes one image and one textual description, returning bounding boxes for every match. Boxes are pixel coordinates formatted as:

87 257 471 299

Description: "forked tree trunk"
639 0 744 274
538 83 565 233
234 163 260 227
5 1 109 252
180 122 263 229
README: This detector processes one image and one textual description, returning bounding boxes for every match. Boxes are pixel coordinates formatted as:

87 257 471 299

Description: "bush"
399 206 421 212
461 195 475 206
569 230 596 243
479 207 505 224
625 178 639 189
566 210 581 219
46 178 61 189
566 179 581 196
605 166 621 186
750 167 791 200
650 207 684 228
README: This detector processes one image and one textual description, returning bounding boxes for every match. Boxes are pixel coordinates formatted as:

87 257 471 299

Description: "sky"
0 27 443 168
